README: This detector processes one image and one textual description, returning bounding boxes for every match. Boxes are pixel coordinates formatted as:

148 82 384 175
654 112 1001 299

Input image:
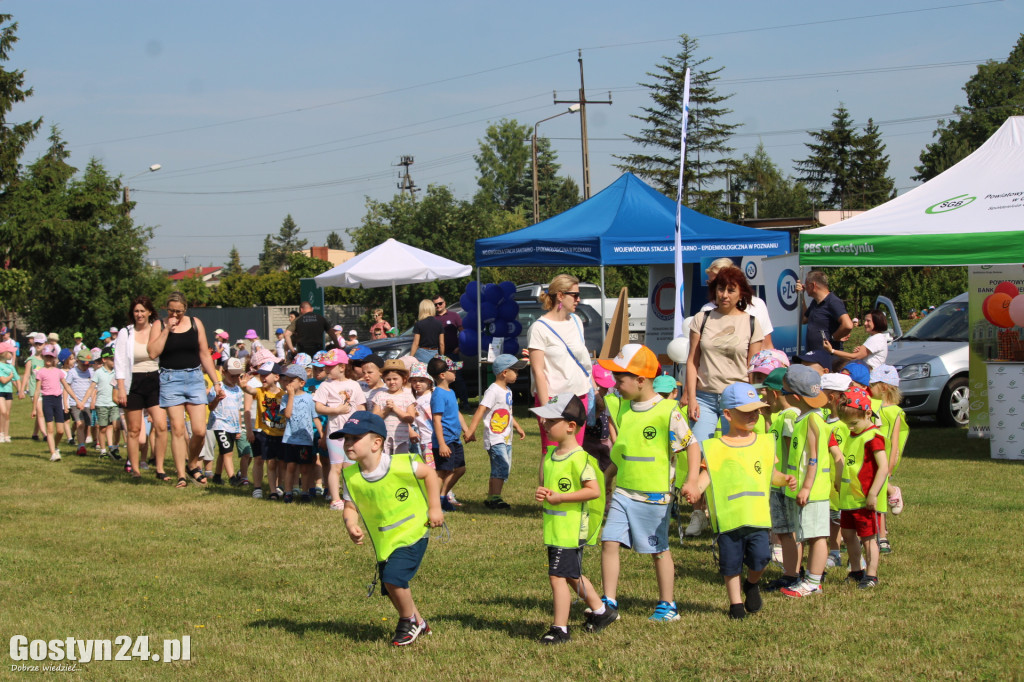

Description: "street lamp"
123 163 162 211
532 104 580 224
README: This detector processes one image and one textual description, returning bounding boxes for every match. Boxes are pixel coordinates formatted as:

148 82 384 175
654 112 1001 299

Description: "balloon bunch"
458 281 522 357
982 281 1024 329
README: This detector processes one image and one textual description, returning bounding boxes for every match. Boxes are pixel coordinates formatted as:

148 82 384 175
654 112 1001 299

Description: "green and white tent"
800 116 1024 267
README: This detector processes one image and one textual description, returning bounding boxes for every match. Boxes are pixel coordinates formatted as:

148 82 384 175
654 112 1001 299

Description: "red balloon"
986 292 1015 329
982 294 996 325
994 281 1020 298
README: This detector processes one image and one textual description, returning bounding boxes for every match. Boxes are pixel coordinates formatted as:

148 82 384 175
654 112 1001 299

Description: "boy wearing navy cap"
695 382 797 619
333 411 444 646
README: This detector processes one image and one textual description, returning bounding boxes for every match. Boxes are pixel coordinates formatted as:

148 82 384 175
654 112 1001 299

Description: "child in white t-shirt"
408 362 435 468
466 354 527 510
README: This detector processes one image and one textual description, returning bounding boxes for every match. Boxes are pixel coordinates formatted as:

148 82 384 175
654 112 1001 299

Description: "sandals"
175 477 188 489
187 467 208 486
155 472 171 481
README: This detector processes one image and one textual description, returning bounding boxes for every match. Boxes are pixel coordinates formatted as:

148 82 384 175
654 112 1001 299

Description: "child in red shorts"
835 386 889 589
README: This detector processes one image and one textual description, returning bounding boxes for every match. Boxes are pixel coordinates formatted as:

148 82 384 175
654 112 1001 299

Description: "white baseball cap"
225 357 245 374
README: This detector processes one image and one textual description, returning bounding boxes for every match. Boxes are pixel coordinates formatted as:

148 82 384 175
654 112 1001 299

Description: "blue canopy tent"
475 173 789 270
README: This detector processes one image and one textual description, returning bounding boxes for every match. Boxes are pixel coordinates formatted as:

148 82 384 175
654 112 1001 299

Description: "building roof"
168 266 223 281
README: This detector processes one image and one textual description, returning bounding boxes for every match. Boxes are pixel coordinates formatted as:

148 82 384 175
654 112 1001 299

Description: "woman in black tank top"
148 292 224 488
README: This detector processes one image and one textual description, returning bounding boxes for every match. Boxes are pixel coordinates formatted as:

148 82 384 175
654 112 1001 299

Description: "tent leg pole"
392 283 398 331
600 265 607 345
477 270 483 401
798 266 805 354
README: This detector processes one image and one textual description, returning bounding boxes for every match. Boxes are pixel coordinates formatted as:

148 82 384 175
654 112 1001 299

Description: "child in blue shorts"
336 411 443 646
596 344 702 623
427 356 473 512
466 354 527 510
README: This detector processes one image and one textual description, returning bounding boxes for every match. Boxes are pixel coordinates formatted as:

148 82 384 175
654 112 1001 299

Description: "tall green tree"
0 15 41 193
224 246 244 276
259 214 307 273
732 142 814 219
915 34 1024 181
529 136 580 222
795 105 894 210
325 230 345 250
474 119 533 212
615 34 739 216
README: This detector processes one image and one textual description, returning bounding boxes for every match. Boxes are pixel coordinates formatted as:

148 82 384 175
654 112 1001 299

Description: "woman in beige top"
685 266 763 442
113 295 169 480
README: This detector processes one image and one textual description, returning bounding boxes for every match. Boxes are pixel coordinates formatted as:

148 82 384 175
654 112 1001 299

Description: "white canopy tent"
313 238 472 328
800 116 1024 266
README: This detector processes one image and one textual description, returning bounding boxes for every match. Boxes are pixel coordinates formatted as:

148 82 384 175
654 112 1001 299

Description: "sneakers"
50 451 62 462
139 461 150 471
252 488 263 499
826 551 842 568
283 493 293 503
845 570 866 584
858 576 879 589
124 461 132 474
76 445 88 457
728 603 747 620
743 580 763 613
888 485 904 514
447 491 463 507
299 493 312 503
240 477 250 486
584 605 620 633
107 447 122 461
440 496 456 512
392 617 426 646
648 601 680 622
780 580 823 598
765 575 799 592
211 474 224 485
229 473 242 486
484 496 512 510
878 538 892 554
538 626 570 645
684 510 708 537
314 486 325 497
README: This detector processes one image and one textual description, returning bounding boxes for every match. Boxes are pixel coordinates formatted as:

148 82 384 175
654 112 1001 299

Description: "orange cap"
597 344 660 379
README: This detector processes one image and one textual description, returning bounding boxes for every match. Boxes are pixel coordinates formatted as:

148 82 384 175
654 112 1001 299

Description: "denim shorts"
770 490 799 534
487 443 511 480
159 366 208 408
600 491 671 553
717 527 770 576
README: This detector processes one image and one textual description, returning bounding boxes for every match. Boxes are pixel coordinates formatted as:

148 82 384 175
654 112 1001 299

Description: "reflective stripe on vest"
609 398 677 493
702 435 774 534
342 454 428 561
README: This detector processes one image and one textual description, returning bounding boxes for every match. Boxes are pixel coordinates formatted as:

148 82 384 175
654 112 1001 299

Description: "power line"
77 1 999 148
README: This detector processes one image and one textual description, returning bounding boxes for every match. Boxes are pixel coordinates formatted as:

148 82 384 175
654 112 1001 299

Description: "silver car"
883 293 969 426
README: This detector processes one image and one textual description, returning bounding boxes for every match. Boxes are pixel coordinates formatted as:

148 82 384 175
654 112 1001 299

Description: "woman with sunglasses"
148 292 224 488
527 274 593 453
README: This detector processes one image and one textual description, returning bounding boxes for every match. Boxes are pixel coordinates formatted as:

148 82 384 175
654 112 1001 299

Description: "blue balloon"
459 329 478 356
481 302 498 324
488 320 517 337
499 280 516 300
510 320 523 337
461 310 477 330
483 282 504 305
502 337 520 355
464 280 479 300
459 293 476 312
497 299 519 321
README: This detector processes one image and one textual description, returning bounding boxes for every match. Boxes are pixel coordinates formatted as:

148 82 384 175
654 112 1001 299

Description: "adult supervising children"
285 300 340 357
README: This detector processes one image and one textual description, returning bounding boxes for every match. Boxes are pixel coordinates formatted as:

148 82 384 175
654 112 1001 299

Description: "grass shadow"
434 612 540 640
474 594 715 617
248 617 383 642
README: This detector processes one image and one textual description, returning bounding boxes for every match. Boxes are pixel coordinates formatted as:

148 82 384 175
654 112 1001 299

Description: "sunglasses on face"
434 301 445 307
562 291 581 300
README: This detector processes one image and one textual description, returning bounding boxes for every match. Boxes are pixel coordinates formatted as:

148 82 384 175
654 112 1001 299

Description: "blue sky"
5 0 1020 268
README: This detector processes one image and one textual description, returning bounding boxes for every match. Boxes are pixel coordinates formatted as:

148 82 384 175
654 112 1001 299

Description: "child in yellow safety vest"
835 387 889 589
870 364 907 555
820 373 854 570
777 366 834 598
334 411 444 647
597 344 702 624
530 393 610 644
696 382 797 619
753 366 799 570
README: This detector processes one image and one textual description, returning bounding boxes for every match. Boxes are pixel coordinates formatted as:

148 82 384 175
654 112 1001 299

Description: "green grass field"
2 397 1022 681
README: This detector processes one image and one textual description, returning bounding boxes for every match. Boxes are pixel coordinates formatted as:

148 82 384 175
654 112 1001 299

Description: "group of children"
5 329 911 648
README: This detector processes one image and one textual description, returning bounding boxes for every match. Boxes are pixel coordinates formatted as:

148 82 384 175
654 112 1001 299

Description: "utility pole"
395 155 419 198
554 50 611 200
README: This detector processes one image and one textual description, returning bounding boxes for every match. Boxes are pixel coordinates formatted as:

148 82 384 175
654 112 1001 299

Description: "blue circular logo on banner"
745 260 758 280
778 269 799 311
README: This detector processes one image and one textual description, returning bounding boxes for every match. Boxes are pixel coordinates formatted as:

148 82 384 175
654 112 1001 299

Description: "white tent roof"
314 238 471 288
800 116 1024 266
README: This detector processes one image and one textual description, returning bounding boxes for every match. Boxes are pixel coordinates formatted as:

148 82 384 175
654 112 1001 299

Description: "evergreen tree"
796 105 894 211
257 234 279 274
732 142 814 219
0 15 41 193
325 230 345 250
915 34 1024 181
474 119 533 212
615 34 739 216
224 246 244 276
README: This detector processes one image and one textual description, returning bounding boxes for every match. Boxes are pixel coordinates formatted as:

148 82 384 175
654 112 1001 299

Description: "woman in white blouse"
824 309 889 369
